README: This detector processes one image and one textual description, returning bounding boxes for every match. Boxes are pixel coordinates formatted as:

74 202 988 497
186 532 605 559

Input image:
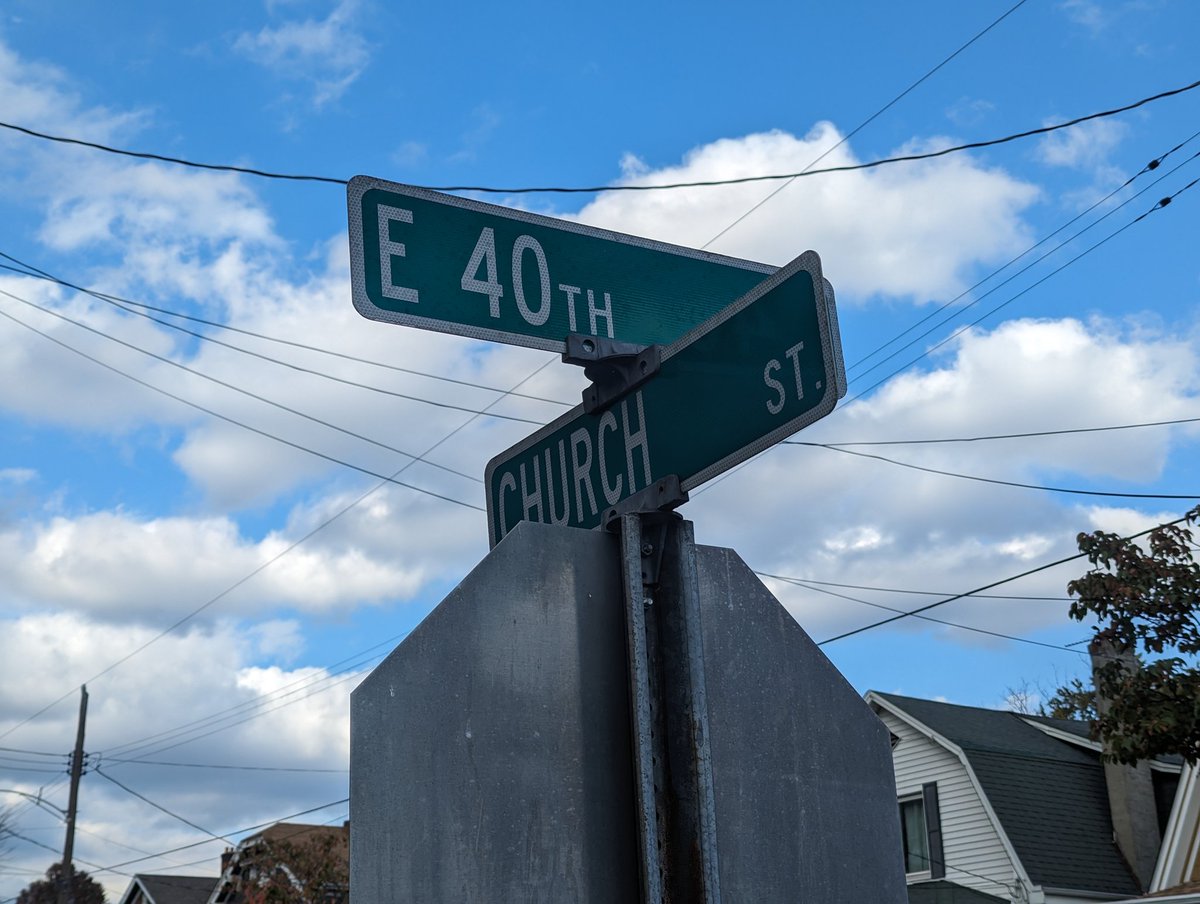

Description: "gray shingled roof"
907 879 1008 904
876 692 1142 898
135 874 217 904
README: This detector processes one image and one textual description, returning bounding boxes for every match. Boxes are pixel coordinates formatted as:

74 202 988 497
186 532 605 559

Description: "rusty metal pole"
616 513 720 904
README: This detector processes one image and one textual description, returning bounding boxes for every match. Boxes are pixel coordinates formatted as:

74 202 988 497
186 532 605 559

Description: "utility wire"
100 632 405 758
764 572 1080 653
0 251 570 409
100 758 346 773
0 284 541 426
97 798 350 872
705 0 1031 248
817 512 1192 646
0 752 65 766
0 299 485 510
0 745 63 757
757 574 1071 601
94 768 233 843
789 441 1200 500
1 76 1196 194
850 144 1200 385
843 169 1200 406
777 573 1080 653
6 830 131 878
0 287 488 485
0 765 64 775
118 667 368 762
848 127 1200 374
816 415 1200 447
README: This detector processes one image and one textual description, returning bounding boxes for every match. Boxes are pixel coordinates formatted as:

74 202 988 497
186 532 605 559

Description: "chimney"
1090 638 1162 891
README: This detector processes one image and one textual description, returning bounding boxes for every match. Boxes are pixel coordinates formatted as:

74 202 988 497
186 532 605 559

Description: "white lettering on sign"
512 235 551 326
377 205 419 303
458 228 616 337
559 284 581 332
461 227 503 317
763 341 805 415
597 409 622 504
494 390 653 538
587 289 615 339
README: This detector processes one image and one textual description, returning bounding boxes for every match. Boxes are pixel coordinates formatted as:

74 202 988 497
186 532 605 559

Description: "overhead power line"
756 573 1071 601
844 167 1200 406
96 798 350 873
761 571 1080 653
849 126 1200 376
0 299 487 510
0 287 490 487
99 631 406 759
0 77 1194 193
0 251 571 409
850 143 1200 387
99 757 347 773
0 284 541 427
116 667 368 762
816 415 1200 447
789 441 1200 500
95 768 233 844
817 511 1194 646
705 0 1032 247
6 829 131 878
0 745 63 757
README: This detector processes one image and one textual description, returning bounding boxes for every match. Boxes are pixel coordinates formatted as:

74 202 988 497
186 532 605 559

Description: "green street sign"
485 252 845 546
347 175 774 351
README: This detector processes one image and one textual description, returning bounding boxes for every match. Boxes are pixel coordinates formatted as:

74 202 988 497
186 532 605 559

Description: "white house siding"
878 707 1021 902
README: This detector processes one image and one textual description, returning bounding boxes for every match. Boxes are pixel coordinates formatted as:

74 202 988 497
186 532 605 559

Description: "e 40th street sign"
485 252 846 546
347 175 775 351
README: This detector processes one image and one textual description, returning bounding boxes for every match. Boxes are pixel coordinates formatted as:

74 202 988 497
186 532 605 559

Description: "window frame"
899 792 932 878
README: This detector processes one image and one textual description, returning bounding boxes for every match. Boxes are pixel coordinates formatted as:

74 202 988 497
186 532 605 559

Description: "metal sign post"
616 512 720 903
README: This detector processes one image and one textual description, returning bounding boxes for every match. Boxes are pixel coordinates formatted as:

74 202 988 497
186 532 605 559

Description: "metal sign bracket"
603 476 688 586
562 333 662 414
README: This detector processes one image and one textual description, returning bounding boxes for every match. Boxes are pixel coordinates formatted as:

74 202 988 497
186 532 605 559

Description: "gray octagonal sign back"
350 522 906 903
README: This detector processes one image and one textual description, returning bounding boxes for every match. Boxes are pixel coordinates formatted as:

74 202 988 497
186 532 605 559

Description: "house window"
899 783 945 879
900 795 930 874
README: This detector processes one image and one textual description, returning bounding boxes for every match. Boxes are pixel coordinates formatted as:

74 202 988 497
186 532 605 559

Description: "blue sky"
1 0 1199 898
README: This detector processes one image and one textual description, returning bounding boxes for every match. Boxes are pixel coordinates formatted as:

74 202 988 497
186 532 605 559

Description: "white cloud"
1037 119 1127 170
0 611 356 902
39 160 276 257
945 97 996 128
570 124 1040 303
0 489 477 624
1061 0 1110 32
687 315 1200 642
0 39 142 142
233 0 370 107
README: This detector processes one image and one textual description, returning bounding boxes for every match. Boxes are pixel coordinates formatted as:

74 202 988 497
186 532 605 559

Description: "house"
207 821 348 904
868 691 1184 904
116 874 217 904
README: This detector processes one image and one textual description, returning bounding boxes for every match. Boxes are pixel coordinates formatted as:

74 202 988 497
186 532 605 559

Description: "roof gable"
124 874 216 904
874 692 1141 898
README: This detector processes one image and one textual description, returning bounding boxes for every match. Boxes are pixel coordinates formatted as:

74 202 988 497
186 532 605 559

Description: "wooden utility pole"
58 685 88 904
